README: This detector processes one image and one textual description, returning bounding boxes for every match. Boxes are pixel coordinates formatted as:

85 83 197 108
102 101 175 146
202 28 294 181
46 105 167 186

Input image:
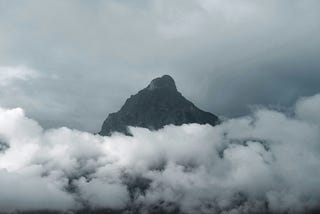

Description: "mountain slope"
99 75 219 136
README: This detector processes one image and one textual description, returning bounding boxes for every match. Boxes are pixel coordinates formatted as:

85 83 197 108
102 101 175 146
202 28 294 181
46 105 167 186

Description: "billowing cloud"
295 94 320 124
0 93 320 213
0 170 77 212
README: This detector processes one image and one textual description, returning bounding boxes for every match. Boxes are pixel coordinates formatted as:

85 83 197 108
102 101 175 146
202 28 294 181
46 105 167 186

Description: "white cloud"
0 93 320 213
0 65 38 87
76 177 129 210
0 170 77 212
295 94 320 124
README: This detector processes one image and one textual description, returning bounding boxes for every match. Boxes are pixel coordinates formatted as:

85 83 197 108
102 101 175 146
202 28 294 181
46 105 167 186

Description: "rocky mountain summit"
99 75 219 136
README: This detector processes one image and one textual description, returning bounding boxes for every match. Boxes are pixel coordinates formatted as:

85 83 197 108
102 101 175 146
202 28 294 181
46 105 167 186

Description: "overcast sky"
0 0 320 132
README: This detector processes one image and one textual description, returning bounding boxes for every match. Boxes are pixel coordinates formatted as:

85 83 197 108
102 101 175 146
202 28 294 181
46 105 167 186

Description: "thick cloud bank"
1 94 320 213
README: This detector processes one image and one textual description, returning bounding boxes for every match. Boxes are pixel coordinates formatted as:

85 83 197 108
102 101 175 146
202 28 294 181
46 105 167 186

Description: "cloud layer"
0 93 320 213
0 0 320 131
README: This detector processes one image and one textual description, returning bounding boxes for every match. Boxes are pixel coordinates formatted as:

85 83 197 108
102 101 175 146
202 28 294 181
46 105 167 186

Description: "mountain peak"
99 75 219 136
147 75 177 91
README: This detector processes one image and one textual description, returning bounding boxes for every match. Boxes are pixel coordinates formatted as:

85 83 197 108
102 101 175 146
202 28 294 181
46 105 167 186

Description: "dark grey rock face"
99 75 219 136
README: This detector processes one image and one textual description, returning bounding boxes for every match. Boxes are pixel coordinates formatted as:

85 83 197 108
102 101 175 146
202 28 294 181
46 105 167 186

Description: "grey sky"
0 0 320 132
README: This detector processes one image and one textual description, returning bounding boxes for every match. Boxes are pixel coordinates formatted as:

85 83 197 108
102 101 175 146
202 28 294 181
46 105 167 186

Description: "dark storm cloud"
0 0 320 131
